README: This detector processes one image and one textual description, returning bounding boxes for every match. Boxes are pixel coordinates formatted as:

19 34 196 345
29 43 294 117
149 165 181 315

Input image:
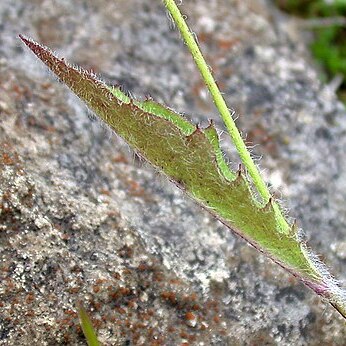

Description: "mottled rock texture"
0 0 345 345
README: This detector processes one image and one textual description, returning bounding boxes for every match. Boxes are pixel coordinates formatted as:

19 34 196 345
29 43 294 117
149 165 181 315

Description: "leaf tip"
261 197 274 213
289 219 298 237
19 34 39 53
185 124 203 142
77 303 100 346
18 33 27 42
206 118 214 128
237 163 243 177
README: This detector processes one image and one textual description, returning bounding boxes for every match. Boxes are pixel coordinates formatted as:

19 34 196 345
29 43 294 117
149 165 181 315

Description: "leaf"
78 304 100 346
19 35 346 319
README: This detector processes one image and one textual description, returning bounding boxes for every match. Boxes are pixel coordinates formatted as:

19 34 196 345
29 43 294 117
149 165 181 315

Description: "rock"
0 0 345 345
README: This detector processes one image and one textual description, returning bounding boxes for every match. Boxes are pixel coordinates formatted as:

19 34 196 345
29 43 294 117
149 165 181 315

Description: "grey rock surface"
0 0 345 345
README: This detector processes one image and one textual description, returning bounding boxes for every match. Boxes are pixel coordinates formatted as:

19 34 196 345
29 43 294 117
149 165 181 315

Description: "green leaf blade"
78 305 100 346
19 35 346 319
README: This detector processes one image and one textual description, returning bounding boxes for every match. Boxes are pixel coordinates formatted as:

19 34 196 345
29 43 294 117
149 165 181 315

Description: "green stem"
163 0 289 232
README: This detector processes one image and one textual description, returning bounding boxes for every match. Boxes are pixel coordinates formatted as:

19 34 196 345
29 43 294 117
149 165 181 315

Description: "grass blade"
78 305 100 346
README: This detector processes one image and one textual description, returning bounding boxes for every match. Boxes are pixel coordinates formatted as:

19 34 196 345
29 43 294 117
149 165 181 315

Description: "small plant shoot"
19 0 346 321
78 304 100 346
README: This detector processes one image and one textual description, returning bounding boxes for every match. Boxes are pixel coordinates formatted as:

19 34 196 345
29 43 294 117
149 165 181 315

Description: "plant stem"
163 0 289 232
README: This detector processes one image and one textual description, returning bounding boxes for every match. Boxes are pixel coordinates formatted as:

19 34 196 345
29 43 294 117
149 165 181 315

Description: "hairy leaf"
20 35 346 319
